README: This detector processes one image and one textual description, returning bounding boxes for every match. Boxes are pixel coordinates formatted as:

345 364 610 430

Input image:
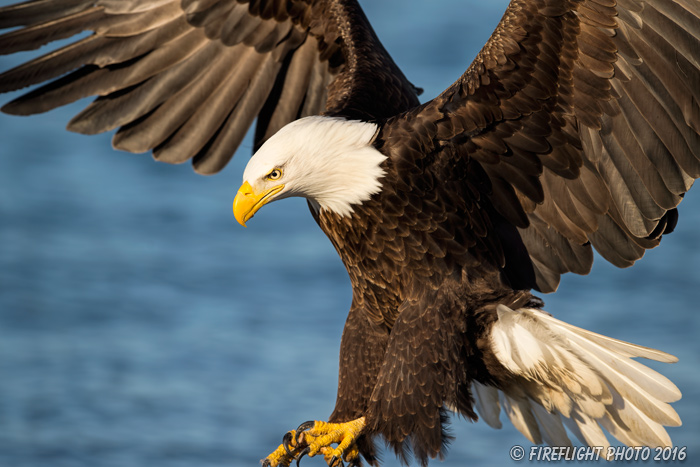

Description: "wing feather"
153 46 267 164
382 0 700 292
80 39 224 140
254 33 321 144
0 0 420 174
0 7 104 54
191 51 284 173
4 25 207 117
0 0 93 29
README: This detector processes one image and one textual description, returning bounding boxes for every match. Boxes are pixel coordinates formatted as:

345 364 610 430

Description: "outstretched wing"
0 0 419 174
380 0 700 292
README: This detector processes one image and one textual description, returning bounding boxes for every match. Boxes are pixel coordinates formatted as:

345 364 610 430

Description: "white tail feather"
565 336 681 425
472 381 502 429
534 312 679 363
500 391 541 444
531 403 571 446
476 305 681 449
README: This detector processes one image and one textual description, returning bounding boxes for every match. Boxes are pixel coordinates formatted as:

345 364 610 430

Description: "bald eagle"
0 0 697 466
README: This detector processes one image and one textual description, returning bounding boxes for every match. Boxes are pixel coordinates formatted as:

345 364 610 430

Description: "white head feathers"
242 116 386 217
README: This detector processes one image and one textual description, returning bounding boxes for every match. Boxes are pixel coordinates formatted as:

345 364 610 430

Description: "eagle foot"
261 432 297 467
262 417 365 467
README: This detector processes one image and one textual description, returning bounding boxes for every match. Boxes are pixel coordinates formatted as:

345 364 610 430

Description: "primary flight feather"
0 0 697 465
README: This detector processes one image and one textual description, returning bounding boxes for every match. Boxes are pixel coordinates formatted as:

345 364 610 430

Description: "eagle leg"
262 417 366 467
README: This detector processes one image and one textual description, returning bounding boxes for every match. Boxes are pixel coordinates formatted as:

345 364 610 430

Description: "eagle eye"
267 168 283 180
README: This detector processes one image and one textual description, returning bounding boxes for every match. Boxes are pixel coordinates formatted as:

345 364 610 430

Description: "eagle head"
233 116 385 226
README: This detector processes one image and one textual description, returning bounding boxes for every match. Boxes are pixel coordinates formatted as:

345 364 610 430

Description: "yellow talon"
321 444 360 466
263 417 365 467
298 417 365 460
261 430 298 467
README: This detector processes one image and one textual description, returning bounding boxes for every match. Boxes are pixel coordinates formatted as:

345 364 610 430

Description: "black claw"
295 421 315 445
296 420 315 433
329 455 343 467
262 460 271 467
295 447 310 467
283 431 295 455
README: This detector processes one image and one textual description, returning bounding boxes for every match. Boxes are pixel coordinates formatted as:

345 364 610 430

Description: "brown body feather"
1 0 698 465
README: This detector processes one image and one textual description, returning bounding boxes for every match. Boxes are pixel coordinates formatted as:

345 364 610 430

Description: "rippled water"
0 1 698 466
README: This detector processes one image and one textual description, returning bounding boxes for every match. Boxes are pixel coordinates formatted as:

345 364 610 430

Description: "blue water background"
0 1 698 466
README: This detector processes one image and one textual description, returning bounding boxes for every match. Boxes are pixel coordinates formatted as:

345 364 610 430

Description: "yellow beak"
233 181 285 227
